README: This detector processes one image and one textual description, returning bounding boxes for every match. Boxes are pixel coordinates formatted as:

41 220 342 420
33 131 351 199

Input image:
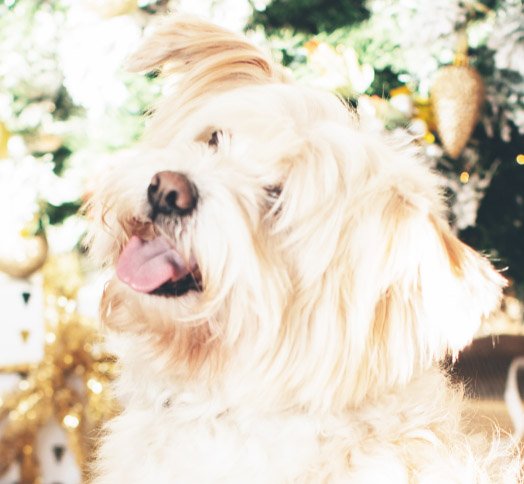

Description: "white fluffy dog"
87 16 521 483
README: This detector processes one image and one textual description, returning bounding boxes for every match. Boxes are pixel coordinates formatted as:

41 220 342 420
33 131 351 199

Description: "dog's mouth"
116 235 202 297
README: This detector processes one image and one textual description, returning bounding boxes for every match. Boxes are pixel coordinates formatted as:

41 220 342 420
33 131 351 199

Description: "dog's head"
87 16 504 408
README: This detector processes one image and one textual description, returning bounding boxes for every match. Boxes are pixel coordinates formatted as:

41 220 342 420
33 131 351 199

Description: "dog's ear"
360 157 506 388
127 15 289 96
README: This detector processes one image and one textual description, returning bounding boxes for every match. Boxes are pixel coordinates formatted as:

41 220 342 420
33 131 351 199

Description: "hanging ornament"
430 30 485 159
0 232 48 279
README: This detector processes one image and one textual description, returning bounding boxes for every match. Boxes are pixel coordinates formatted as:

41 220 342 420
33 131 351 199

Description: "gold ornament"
430 31 485 159
413 96 437 134
0 122 9 159
0 254 117 482
459 171 470 184
20 329 31 343
0 233 48 278
83 0 138 17
27 134 63 154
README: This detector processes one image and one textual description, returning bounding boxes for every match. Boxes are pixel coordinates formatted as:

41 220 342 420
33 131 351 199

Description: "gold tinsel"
430 30 485 159
0 254 117 483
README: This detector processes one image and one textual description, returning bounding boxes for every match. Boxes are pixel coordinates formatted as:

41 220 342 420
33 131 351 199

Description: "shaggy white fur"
87 16 521 483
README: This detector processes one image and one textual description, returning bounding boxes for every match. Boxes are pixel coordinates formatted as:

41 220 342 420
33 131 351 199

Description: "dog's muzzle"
114 170 202 297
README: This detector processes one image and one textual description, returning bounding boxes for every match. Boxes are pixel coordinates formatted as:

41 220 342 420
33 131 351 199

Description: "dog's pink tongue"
116 235 189 293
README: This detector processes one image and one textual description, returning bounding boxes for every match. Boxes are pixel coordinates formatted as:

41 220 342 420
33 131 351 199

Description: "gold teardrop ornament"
430 64 485 159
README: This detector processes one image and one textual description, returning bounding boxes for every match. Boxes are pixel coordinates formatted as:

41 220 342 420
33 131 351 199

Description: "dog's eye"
196 129 223 149
264 185 283 216
208 130 221 148
264 185 282 202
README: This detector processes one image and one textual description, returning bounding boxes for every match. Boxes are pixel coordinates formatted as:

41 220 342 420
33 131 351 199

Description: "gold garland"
0 254 117 483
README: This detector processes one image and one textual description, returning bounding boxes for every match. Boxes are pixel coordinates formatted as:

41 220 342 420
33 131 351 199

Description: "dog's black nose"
147 171 198 216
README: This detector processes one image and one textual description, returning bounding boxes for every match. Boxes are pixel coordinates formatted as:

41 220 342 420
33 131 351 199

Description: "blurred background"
0 0 523 482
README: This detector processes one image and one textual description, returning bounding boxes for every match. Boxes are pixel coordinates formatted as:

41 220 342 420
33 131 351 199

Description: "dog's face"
87 17 505 408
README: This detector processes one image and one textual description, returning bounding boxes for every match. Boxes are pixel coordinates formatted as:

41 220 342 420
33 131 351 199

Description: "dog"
87 16 521 483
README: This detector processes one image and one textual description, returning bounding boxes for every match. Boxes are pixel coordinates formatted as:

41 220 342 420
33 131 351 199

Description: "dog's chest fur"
93 341 508 484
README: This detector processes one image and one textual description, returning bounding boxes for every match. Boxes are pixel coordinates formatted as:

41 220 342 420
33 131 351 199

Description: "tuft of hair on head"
126 15 292 144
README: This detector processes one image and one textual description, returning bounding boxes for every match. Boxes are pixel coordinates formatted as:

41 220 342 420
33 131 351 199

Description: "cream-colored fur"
87 16 521 483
